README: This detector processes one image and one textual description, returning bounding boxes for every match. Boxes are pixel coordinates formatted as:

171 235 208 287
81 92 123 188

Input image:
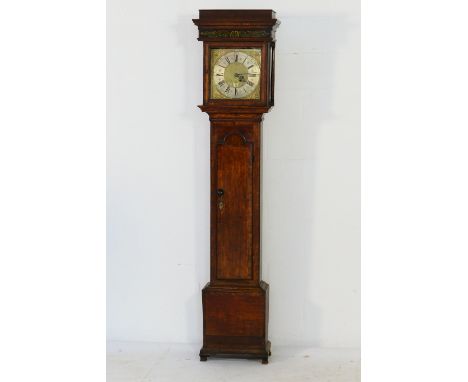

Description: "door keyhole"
217 188 224 210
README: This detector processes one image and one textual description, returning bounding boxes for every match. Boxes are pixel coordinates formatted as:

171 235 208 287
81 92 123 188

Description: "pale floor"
107 341 361 382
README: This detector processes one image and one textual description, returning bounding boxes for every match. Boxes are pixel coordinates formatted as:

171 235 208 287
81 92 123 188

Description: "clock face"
210 48 261 100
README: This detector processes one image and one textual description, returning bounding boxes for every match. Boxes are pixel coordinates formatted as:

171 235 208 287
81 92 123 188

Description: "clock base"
199 340 271 364
200 282 270 364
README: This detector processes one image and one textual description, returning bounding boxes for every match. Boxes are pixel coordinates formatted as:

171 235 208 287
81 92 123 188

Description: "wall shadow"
263 12 356 349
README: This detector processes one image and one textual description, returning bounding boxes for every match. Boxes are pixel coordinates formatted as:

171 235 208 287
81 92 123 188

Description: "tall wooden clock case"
193 10 279 364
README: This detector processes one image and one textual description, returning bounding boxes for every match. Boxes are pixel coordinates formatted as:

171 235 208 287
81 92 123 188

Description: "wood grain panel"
216 137 253 280
204 292 264 337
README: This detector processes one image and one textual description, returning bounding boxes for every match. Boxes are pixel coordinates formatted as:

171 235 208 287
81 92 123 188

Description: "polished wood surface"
210 121 260 286
193 9 279 364
216 134 253 280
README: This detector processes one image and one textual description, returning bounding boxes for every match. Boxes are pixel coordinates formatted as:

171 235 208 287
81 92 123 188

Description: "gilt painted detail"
200 30 269 38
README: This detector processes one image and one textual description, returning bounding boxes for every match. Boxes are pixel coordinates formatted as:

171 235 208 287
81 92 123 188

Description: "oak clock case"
193 10 279 365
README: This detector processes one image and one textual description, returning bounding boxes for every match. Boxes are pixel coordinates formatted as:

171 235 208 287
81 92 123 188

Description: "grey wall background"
107 0 360 347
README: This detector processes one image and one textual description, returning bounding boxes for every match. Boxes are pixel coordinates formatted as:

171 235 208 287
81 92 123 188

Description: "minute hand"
234 73 260 77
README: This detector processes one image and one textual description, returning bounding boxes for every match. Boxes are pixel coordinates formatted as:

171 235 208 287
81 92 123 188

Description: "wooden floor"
107 341 360 382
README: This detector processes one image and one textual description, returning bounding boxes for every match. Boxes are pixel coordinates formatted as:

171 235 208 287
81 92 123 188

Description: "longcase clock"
193 9 280 365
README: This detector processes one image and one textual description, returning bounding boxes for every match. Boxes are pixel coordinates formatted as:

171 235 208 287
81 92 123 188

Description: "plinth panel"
200 283 270 360
205 289 264 337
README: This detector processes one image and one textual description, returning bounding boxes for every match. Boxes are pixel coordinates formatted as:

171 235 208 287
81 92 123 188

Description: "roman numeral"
225 57 230 64
235 88 237 96
248 65 254 69
247 80 254 87
216 74 223 76
225 86 230 93
218 80 225 86
235 54 238 62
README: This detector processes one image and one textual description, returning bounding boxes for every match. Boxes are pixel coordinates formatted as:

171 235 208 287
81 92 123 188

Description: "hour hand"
234 73 247 82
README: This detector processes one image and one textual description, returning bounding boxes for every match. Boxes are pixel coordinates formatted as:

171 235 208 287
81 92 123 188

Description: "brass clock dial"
210 48 261 100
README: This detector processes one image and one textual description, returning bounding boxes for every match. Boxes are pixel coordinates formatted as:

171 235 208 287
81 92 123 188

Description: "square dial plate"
210 48 262 100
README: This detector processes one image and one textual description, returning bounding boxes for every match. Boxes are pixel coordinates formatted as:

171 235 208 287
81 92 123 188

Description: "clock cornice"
193 9 280 42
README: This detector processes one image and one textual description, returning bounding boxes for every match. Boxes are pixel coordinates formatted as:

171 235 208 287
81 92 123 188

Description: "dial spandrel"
210 48 261 100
